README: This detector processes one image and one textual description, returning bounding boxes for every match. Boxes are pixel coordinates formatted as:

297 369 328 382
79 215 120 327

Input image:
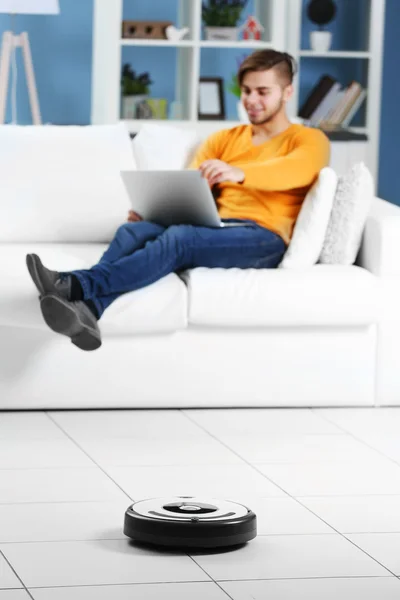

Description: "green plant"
227 73 241 98
202 0 248 27
226 54 248 98
121 64 153 96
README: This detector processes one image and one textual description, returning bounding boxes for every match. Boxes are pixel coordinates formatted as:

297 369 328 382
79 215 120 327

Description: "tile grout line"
200 575 400 585
0 463 257 471
186 555 236 600
180 409 347 503
25 579 221 590
3 529 400 546
5 491 400 507
21 576 400 597
310 408 400 469
44 412 134 504
0 549 35 599
180 409 399 578
198 575 397 583
24 574 399 588
18 575 400 595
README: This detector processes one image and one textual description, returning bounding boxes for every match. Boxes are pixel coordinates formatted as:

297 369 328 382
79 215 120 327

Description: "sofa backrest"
0 124 136 243
132 123 202 171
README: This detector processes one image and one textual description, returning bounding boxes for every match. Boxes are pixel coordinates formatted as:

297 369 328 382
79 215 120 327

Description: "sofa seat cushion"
0 244 187 335
183 265 379 327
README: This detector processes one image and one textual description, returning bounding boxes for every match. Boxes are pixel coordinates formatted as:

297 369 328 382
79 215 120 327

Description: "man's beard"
248 98 284 125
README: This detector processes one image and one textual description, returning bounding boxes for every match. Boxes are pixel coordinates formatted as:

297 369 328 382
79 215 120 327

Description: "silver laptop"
121 170 239 228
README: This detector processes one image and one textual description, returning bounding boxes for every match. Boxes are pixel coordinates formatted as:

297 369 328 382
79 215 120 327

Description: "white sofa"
0 123 399 410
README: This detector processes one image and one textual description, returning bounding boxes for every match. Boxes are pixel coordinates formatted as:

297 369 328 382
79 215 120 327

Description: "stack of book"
298 75 367 129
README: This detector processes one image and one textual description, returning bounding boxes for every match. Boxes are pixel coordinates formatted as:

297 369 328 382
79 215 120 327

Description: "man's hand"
127 210 143 222
199 160 245 187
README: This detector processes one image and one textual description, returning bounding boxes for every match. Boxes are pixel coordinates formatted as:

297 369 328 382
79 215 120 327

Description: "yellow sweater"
189 124 330 245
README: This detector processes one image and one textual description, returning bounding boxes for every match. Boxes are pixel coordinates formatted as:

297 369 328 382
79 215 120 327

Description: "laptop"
120 170 245 228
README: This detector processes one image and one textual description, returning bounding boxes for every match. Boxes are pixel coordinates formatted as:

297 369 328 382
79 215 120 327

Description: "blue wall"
378 0 399 205
0 0 398 204
0 0 93 125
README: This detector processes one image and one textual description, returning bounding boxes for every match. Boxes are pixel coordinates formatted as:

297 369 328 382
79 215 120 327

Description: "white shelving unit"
298 51 372 58
91 0 385 184
286 0 386 186
91 0 286 126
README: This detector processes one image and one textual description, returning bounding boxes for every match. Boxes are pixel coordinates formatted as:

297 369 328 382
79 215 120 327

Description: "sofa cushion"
279 167 338 269
0 244 187 334
319 162 374 265
132 123 201 170
183 265 379 327
0 124 135 244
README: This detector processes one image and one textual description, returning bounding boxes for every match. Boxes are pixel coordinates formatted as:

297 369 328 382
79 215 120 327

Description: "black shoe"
40 294 102 351
26 253 71 299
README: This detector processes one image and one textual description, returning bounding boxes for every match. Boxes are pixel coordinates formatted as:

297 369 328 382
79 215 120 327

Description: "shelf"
199 41 275 49
120 39 276 49
121 38 194 47
299 51 371 59
348 126 368 135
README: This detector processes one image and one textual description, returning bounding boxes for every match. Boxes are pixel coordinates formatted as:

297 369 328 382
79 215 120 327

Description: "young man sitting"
26 49 330 351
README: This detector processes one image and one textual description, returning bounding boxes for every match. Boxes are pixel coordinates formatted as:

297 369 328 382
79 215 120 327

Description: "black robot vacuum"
124 496 257 549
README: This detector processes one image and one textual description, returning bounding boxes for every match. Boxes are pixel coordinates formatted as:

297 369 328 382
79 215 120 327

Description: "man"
26 49 330 352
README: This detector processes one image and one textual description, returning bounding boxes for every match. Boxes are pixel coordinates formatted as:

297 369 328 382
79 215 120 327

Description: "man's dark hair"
238 50 297 88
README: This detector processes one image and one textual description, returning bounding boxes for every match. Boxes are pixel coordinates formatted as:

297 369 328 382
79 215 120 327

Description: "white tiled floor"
1 408 400 599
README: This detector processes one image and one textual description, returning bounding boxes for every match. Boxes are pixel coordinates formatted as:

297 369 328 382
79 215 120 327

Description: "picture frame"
198 77 225 120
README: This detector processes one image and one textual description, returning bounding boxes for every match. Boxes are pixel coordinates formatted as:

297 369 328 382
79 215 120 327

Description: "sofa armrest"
357 197 400 276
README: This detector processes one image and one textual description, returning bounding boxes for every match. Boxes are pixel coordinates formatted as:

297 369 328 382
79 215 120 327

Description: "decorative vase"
205 27 238 41
310 31 332 52
121 94 149 119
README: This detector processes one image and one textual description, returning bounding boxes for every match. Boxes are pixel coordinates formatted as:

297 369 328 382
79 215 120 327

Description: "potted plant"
227 72 241 97
202 0 248 42
121 64 153 119
307 0 337 52
226 55 249 122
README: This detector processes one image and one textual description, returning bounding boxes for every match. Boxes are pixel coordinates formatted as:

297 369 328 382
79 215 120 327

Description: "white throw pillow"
0 124 136 243
132 123 201 170
279 167 338 269
319 162 374 265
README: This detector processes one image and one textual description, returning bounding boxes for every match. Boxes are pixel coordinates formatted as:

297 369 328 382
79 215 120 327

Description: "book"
298 75 337 120
309 82 342 126
331 82 362 125
341 89 367 127
320 81 363 127
320 89 347 126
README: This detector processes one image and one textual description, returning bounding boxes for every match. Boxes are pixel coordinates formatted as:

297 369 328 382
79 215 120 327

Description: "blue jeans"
70 220 286 318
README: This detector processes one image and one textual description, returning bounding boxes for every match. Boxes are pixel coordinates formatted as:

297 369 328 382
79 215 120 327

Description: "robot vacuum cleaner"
124 496 257 549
